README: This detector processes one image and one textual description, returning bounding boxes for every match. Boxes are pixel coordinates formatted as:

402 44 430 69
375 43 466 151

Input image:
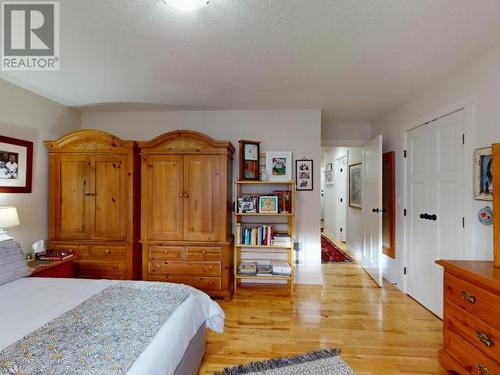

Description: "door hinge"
462 133 465 145
403 267 407 275
462 217 465 228
403 209 407 217
340 198 343 203
403 150 407 158
340 228 343 233
340 168 343 173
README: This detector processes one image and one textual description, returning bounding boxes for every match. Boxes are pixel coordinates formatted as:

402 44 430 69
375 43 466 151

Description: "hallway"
200 262 444 374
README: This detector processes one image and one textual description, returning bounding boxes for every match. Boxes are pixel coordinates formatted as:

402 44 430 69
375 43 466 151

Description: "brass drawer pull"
477 332 495 347
476 364 492 375
462 291 477 304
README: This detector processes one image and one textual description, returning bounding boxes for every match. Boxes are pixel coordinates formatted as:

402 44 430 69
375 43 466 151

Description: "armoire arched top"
44 130 135 153
137 130 235 156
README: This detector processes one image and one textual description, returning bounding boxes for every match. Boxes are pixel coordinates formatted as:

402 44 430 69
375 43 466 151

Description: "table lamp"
0 206 20 241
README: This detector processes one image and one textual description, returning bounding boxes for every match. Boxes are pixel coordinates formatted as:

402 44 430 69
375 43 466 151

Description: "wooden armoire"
138 130 234 299
45 130 140 280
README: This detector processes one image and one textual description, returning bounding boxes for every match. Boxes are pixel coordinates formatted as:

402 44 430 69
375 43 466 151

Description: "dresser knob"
105 249 111 254
476 364 492 375
477 332 495 347
462 290 477 304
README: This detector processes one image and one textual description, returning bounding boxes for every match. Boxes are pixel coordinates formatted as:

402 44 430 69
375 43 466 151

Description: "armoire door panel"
183 155 220 241
93 155 128 240
56 155 92 239
147 155 184 240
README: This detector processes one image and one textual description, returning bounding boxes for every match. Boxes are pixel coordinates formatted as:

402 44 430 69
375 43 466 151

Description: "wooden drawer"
90 245 127 259
52 244 89 258
75 261 128 279
446 301 500 361
148 261 221 276
445 329 500 375
149 246 184 260
445 273 500 329
186 247 222 261
149 275 222 291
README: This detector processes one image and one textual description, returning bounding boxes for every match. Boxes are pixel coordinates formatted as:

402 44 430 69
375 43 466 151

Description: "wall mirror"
382 151 396 259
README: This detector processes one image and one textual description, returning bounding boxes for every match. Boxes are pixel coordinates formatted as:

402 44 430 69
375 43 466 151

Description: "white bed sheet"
0 277 224 375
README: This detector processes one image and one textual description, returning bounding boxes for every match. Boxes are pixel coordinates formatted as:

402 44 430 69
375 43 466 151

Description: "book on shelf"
271 233 292 247
236 224 274 246
238 262 257 275
237 261 292 277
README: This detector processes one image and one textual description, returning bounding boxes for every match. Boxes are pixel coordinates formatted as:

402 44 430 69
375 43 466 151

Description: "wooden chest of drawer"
149 260 221 276
437 260 500 375
148 275 223 291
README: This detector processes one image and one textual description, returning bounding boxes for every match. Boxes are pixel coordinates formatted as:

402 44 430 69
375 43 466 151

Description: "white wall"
322 146 363 260
0 79 81 251
322 121 372 146
82 110 322 267
373 43 500 289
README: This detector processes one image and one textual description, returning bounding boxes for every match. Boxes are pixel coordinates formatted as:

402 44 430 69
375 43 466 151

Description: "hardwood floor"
199 262 446 374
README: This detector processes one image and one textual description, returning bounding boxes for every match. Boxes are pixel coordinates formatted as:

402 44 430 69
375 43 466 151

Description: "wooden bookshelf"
233 180 295 294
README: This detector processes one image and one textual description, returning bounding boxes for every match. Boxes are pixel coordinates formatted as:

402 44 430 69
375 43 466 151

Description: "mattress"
0 277 224 375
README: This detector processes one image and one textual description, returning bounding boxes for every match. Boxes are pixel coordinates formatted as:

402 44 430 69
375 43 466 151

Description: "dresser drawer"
75 261 128 279
90 245 127 259
445 329 500 375
148 261 221 276
148 275 222 291
445 273 500 329
149 246 184 260
52 244 89 258
446 301 500 361
185 247 222 261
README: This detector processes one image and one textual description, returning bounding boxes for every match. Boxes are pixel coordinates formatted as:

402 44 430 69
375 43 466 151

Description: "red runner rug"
321 235 353 263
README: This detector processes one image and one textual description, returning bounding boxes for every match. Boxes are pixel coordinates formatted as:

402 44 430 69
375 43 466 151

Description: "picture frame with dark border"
0 135 33 193
296 159 313 191
348 162 362 209
474 147 493 201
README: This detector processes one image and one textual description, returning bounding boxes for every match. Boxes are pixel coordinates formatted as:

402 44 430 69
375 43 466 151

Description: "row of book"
236 224 292 246
238 261 292 277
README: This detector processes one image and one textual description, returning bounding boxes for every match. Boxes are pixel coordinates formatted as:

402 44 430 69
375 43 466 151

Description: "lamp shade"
0 206 20 228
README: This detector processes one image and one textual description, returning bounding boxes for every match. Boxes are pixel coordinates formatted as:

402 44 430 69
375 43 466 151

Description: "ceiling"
2 0 500 124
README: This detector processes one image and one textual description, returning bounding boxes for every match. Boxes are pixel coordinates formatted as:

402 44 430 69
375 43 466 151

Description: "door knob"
372 208 380 213
430 214 437 221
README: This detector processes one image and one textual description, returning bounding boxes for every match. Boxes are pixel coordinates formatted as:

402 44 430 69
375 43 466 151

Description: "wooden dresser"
138 130 234 299
436 260 500 375
45 130 141 280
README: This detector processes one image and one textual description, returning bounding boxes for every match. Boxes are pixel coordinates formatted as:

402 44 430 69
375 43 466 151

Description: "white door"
406 110 464 318
362 135 383 286
335 156 347 241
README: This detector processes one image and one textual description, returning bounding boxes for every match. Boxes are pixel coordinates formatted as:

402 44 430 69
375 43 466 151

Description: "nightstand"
29 256 75 278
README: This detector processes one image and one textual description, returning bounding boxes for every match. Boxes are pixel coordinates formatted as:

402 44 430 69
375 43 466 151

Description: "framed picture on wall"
474 147 493 201
349 163 362 209
266 151 292 181
325 170 334 187
0 135 33 193
296 159 313 191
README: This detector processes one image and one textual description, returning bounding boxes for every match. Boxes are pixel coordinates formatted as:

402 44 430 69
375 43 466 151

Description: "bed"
0 277 224 375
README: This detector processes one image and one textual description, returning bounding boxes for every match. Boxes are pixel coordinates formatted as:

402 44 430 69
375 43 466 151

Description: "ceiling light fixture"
163 0 210 12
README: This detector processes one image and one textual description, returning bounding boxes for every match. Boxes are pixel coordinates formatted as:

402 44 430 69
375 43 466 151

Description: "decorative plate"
478 206 493 225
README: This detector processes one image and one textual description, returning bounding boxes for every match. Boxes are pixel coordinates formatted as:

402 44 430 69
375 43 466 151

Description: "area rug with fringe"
214 349 355 375
321 235 353 263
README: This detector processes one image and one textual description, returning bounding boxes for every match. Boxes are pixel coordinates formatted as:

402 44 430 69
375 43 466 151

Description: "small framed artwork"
266 151 292 182
238 195 259 213
325 170 334 187
239 140 261 180
349 163 362 209
0 135 33 193
325 163 333 172
296 159 313 191
259 196 278 213
474 147 493 201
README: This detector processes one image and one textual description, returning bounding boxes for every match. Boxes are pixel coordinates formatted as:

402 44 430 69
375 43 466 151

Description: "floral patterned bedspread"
0 281 193 375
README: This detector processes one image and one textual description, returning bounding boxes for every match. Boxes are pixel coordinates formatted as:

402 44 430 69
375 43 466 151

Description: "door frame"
401 95 476 294
335 155 348 241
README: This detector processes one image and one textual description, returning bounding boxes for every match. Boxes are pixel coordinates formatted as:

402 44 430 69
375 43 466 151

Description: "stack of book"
237 261 292 277
272 233 292 247
236 224 274 246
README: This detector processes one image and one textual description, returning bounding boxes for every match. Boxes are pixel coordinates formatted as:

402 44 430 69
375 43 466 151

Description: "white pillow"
0 240 30 285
